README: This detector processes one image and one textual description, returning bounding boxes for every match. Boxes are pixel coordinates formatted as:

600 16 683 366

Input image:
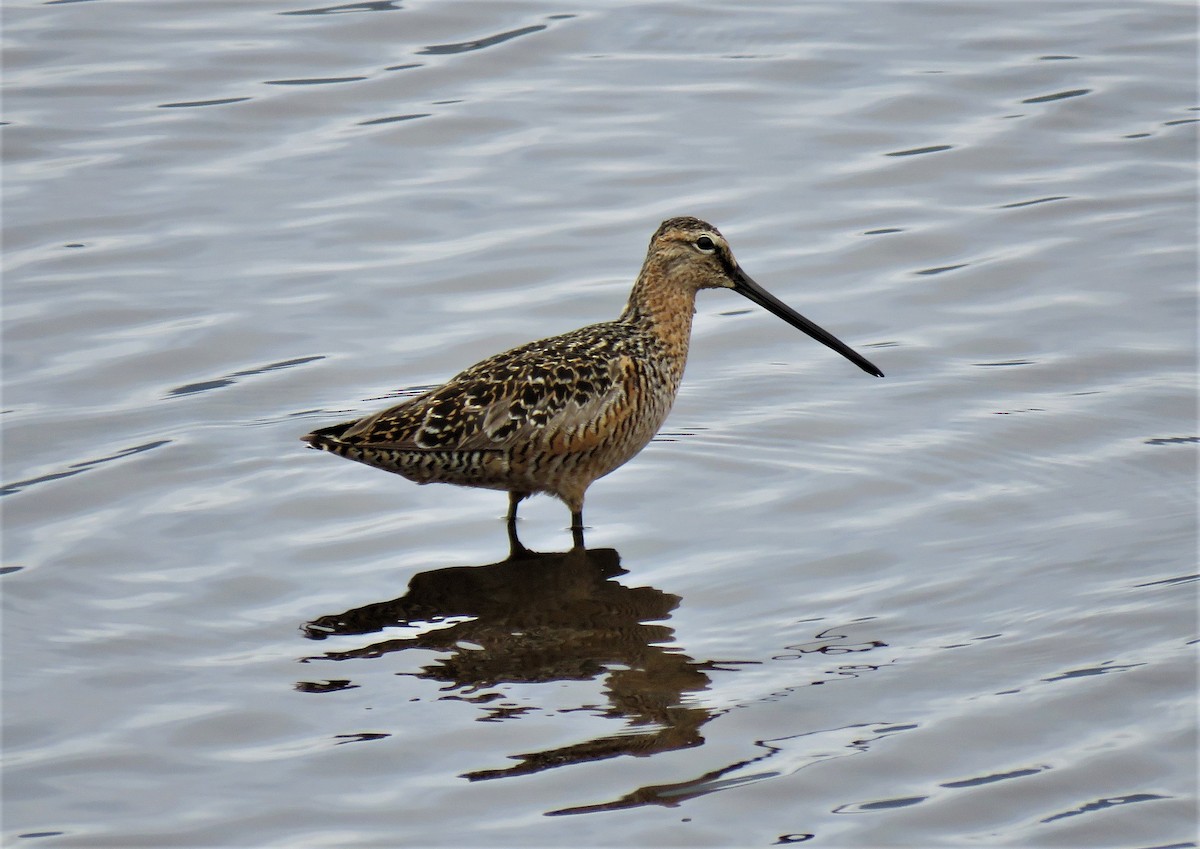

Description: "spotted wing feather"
336 324 631 455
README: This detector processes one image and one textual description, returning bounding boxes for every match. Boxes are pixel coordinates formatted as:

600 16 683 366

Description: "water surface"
3 1 1197 846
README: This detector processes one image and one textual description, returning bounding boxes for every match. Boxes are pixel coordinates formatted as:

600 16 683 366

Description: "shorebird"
303 217 882 541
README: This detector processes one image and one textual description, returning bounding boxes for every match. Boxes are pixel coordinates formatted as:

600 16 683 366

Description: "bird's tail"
301 421 355 453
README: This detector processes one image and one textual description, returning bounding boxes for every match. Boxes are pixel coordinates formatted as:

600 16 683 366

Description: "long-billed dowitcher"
303 217 882 539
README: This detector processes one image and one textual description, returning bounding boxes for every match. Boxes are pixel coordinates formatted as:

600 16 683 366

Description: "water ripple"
279 1 404 15
1 440 171 497
158 97 252 109
417 24 548 56
1040 793 1171 824
166 355 325 398
884 144 954 157
1022 88 1092 104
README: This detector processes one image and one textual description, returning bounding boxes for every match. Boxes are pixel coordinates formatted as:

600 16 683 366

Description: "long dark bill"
732 267 884 377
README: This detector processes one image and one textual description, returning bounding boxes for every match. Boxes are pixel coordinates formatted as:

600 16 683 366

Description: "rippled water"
4 1 1197 846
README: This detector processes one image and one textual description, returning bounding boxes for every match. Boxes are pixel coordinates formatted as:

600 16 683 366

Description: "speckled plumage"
303 217 882 538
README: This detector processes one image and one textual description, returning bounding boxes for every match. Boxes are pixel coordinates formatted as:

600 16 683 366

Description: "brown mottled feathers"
345 325 635 452
303 317 677 505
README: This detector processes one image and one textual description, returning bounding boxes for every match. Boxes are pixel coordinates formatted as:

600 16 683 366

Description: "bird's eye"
695 236 716 252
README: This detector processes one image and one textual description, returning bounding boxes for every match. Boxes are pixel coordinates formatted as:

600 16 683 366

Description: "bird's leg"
506 491 531 557
507 491 529 523
506 515 530 558
569 505 586 550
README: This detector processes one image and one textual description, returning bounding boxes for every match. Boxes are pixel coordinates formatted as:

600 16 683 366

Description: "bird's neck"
618 263 698 361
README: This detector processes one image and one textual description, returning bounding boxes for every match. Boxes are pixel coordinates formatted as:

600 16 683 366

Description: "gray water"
3 1 1197 846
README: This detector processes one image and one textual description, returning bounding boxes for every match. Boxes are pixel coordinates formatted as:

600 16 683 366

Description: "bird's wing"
339 326 636 454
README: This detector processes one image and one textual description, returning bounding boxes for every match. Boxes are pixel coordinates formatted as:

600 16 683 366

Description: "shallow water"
3 0 1197 846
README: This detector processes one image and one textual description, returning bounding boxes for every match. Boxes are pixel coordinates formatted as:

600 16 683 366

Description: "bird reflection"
299 537 725 780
